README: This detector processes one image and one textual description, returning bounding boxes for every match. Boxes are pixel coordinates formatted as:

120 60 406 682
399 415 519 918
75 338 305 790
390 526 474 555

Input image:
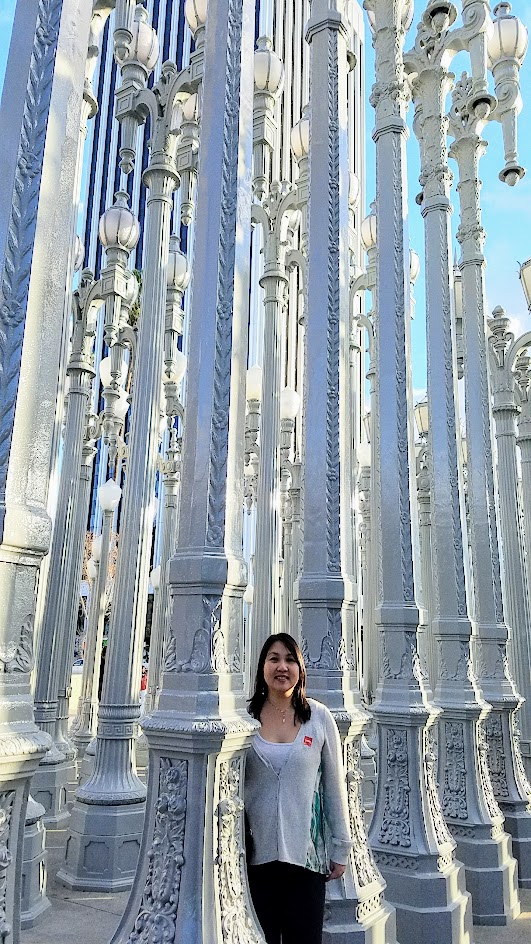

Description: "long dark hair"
248 633 311 724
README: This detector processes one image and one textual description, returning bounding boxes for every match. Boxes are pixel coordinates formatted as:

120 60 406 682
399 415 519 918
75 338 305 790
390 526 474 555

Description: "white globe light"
130 5 160 72
246 365 263 402
243 584 254 605
167 349 187 385
360 212 377 251
99 356 127 388
115 388 130 422
150 565 161 590
167 235 190 291
357 441 371 468
91 535 102 562
182 92 199 122
280 387 301 420
87 558 98 581
185 0 208 35
291 108 310 161
99 192 140 252
409 249 421 284
254 37 284 97
488 2 528 66
74 234 85 272
98 478 122 512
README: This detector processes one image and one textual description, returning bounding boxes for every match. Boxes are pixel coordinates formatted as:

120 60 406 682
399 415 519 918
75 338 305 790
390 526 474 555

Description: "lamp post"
251 77 303 666
110 0 262 934
488 306 531 777
57 0 204 891
365 0 472 937
142 235 188 719
71 477 122 762
32 270 99 824
515 344 531 601
403 1 523 916
278 386 301 638
447 1 531 882
293 1 393 938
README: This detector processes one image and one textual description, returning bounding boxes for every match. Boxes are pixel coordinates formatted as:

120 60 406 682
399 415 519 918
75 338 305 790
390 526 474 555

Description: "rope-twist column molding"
489 311 531 779
404 7 521 919
366 0 473 939
109 0 264 939
449 74 531 890
293 2 393 938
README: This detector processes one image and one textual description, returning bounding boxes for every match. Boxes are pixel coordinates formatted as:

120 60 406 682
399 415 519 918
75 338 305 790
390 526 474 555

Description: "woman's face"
262 641 300 698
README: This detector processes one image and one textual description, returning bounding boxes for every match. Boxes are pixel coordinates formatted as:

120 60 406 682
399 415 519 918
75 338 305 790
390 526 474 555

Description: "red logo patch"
304 736 313 747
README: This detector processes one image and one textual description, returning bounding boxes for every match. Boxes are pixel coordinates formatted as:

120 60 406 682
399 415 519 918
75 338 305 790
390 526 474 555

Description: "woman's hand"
326 861 346 882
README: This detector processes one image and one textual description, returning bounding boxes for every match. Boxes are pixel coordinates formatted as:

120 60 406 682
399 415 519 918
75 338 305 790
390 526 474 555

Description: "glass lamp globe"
246 365 263 402
150 565 161 590
167 236 190 291
254 37 284 97
280 387 301 420
99 192 140 252
360 212 377 252
409 249 421 284
167 349 187 385
414 398 429 438
73 234 85 272
349 173 360 208
87 558 98 581
290 108 310 161
185 0 208 35
182 92 199 122
115 388 130 422
357 441 371 468
91 535 102 562
98 478 122 512
99 355 127 388
488 2 528 66
243 584 254 605
519 257 531 310
130 5 160 72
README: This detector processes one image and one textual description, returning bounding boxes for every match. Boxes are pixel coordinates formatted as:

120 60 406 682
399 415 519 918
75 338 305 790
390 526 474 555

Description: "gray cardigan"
244 699 353 873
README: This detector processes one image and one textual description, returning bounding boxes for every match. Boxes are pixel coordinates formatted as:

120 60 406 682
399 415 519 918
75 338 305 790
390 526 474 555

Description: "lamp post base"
56 798 146 891
323 897 396 944
31 755 72 826
448 827 520 924
377 857 472 944
20 795 51 929
499 805 531 888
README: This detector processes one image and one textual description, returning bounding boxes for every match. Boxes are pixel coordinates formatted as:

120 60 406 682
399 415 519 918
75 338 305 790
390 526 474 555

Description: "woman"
245 633 352 944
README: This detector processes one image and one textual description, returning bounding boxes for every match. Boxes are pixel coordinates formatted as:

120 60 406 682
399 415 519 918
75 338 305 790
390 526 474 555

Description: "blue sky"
0 0 530 393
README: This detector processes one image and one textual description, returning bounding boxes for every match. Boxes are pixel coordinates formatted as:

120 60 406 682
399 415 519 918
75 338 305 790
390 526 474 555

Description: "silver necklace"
267 697 291 723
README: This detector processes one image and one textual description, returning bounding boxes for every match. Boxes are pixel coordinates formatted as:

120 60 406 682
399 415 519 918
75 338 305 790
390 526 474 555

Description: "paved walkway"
20 822 531 944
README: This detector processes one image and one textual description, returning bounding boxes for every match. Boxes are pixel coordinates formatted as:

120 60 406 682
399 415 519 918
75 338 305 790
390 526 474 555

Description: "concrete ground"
20 822 531 944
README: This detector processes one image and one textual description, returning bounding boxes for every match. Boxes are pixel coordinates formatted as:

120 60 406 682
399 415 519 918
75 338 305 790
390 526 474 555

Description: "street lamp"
414 397 429 440
519 257 531 310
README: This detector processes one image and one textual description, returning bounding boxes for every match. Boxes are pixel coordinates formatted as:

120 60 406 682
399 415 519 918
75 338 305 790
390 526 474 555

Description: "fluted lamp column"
110 0 262 935
143 237 189 718
365 0 472 938
489 307 531 781
448 3 531 884
294 1 394 940
57 184 146 889
32 271 98 825
72 478 123 762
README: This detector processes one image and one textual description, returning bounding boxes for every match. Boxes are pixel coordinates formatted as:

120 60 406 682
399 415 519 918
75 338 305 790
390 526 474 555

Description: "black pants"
248 860 326 944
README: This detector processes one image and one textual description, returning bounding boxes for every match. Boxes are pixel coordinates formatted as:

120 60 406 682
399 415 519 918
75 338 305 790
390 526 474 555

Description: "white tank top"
255 733 294 775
